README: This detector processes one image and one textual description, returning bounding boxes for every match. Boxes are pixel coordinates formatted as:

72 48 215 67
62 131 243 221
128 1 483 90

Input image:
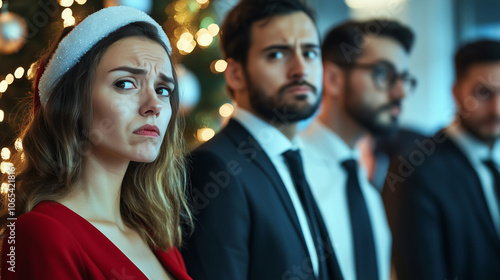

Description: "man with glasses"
300 20 415 280
383 40 500 279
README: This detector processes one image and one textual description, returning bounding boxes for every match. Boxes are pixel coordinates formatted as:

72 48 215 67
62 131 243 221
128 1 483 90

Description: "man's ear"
323 61 344 98
224 58 246 92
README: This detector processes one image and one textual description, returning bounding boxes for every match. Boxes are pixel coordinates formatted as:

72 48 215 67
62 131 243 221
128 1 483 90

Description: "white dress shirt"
446 120 500 238
299 121 391 280
232 107 319 276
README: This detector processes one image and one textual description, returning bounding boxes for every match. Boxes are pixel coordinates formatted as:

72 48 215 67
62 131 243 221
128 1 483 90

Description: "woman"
0 6 192 279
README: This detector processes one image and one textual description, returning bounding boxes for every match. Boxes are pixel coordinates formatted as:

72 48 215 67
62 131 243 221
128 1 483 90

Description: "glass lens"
372 62 395 90
401 74 417 93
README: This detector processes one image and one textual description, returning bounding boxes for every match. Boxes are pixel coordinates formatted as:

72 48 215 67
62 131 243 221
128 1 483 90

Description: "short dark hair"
220 0 316 66
322 19 415 65
454 39 500 81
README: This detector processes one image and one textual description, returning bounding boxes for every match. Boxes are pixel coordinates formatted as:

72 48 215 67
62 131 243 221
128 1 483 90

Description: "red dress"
1 201 192 280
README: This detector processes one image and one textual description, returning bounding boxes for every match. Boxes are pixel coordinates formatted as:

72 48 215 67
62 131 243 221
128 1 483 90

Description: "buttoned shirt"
299 121 391 280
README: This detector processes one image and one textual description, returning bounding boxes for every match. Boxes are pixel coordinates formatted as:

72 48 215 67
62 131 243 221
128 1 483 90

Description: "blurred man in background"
301 20 416 280
384 39 500 279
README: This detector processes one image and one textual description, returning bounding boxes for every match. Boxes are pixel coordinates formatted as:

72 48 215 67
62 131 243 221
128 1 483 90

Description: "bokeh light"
197 128 215 142
219 103 234 118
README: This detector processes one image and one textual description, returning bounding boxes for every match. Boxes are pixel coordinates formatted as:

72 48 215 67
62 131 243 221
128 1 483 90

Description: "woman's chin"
131 154 159 163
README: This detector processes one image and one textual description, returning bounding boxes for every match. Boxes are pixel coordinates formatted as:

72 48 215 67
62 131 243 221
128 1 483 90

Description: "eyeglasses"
337 61 417 93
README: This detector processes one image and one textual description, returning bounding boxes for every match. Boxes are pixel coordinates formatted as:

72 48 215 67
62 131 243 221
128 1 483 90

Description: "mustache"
376 100 401 114
278 80 317 96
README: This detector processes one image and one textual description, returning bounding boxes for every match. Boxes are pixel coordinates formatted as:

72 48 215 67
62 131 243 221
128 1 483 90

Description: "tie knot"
283 149 302 162
342 159 358 173
283 149 305 176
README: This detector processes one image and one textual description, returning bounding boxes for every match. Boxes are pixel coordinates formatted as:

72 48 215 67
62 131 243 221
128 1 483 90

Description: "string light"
14 138 22 152
0 162 13 174
0 1 86 175
177 32 196 55
219 103 234 118
214 60 227 73
14 67 24 79
1 183 8 194
0 64 28 95
165 0 214 55
207 23 219 37
1 148 10 160
61 8 72 20
197 128 215 142
0 81 7 93
180 32 194 42
199 0 210 9
59 0 74 7
5 74 14 85
64 16 76 27
196 28 212 48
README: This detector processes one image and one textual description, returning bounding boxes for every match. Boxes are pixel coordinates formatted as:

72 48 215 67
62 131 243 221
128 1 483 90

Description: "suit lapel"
444 135 500 247
221 119 309 251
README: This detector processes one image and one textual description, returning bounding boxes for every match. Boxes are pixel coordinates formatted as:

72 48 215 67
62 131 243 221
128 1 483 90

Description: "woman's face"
89 36 174 163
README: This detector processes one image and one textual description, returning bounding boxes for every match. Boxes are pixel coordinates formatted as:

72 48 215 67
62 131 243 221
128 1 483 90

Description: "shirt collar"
232 106 302 157
301 120 361 162
445 119 500 164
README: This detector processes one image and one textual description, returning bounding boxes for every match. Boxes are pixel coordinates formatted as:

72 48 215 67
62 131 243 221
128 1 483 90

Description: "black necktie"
283 149 342 280
342 159 379 280
482 159 500 209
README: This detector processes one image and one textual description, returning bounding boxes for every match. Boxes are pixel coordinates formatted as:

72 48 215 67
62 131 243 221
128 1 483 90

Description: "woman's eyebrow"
109 66 174 84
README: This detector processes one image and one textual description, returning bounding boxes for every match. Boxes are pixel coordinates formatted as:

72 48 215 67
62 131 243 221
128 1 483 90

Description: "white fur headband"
37 6 172 107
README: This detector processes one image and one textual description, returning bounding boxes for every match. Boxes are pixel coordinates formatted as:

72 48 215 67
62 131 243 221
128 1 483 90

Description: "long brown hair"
0 22 192 250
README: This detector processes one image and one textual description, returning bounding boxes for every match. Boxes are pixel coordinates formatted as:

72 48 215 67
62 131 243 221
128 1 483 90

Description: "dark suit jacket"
182 119 342 280
383 130 500 280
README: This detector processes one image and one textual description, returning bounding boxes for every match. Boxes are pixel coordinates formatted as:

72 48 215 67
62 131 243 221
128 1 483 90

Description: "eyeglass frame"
334 60 417 93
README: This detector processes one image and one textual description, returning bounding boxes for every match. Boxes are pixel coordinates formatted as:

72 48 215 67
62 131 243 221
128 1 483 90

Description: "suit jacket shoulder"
183 119 324 280
383 130 500 280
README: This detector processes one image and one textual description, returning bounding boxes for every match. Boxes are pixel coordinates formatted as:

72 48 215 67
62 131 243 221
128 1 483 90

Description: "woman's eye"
156 87 172 97
114 80 135 90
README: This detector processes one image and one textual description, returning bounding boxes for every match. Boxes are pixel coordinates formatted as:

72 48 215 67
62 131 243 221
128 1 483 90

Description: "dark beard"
246 75 321 126
344 75 400 137
459 114 500 145
348 100 400 137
